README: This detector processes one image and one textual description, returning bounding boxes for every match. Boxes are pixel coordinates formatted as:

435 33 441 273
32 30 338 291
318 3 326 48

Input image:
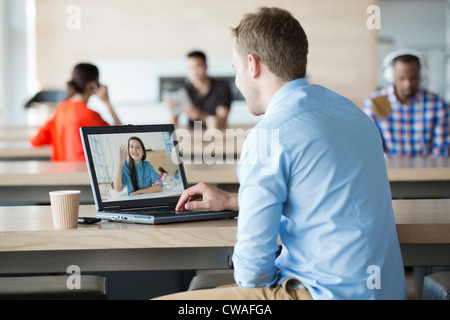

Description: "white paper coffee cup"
49 190 81 229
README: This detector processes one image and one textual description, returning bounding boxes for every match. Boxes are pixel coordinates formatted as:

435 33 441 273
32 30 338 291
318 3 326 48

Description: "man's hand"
163 98 178 112
176 182 238 212
184 105 205 121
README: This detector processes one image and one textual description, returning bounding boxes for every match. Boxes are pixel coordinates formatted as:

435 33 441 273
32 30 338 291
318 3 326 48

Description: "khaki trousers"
154 278 312 300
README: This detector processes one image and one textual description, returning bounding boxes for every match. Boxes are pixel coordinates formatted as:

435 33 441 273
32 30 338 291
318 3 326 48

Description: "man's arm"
232 129 288 287
30 119 52 147
215 82 232 129
431 99 449 156
362 98 377 121
363 97 390 154
215 106 230 130
185 105 230 129
184 105 209 123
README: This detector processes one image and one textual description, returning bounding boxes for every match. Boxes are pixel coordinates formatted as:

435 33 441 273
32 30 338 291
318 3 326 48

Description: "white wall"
0 0 9 125
34 0 377 116
86 58 256 126
0 0 37 125
4 0 380 125
378 0 447 96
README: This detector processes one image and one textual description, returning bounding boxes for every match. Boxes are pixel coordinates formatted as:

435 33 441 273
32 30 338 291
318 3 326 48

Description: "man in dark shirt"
165 51 232 129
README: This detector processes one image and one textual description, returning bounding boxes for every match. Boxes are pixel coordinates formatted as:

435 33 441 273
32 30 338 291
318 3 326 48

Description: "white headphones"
382 48 426 85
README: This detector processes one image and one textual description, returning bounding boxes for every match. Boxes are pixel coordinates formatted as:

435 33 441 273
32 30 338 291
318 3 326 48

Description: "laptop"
80 124 238 224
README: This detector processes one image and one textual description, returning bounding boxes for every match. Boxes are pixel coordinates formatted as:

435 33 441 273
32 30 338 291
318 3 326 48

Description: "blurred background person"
363 49 449 157
30 63 122 161
164 50 232 130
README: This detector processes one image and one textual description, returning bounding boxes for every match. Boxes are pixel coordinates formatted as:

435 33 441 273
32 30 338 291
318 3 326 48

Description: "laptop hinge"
102 203 177 212
102 205 121 211
121 205 172 212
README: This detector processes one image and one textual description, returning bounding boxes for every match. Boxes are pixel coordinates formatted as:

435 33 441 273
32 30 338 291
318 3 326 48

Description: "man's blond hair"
231 7 308 82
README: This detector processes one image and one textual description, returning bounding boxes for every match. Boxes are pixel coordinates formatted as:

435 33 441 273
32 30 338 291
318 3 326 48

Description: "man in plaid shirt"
363 53 449 157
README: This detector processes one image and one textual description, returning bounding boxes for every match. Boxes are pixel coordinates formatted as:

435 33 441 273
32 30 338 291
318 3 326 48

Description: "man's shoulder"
421 89 447 104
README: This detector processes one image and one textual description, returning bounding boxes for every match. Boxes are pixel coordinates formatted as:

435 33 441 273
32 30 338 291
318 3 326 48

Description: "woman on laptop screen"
113 136 163 196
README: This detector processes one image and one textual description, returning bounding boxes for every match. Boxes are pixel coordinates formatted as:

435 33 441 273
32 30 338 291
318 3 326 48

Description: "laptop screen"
81 124 188 210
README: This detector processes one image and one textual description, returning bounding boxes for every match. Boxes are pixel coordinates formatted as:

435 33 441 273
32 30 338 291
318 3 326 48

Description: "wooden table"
386 156 450 198
0 161 239 205
0 138 240 162
0 126 37 141
0 140 51 161
0 205 236 275
0 161 238 186
392 199 450 267
0 199 448 275
0 155 449 205
0 161 93 205
0 126 251 161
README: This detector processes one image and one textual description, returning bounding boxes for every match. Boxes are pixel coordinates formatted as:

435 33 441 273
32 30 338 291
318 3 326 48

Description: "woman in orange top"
30 63 122 161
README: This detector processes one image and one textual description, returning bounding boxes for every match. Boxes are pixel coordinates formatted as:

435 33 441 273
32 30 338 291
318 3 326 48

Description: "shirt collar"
68 98 88 107
126 159 143 168
385 84 401 108
386 84 424 108
264 78 309 118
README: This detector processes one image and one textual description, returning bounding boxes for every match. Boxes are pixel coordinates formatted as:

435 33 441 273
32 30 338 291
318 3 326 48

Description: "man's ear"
247 54 261 78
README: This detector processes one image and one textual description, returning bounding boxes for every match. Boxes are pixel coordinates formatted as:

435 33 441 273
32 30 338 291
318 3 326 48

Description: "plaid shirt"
363 85 449 157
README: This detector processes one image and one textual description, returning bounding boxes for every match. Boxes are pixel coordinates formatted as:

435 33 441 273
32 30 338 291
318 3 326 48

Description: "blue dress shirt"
121 160 163 194
233 79 406 300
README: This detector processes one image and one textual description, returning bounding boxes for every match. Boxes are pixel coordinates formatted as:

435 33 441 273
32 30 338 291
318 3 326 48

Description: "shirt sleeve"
29 119 52 147
362 98 377 122
431 99 449 157
219 83 232 109
362 97 390 154
232 128 288 287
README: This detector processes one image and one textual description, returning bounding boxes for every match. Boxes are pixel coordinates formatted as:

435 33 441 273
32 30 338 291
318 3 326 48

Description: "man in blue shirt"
158 7 406 300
